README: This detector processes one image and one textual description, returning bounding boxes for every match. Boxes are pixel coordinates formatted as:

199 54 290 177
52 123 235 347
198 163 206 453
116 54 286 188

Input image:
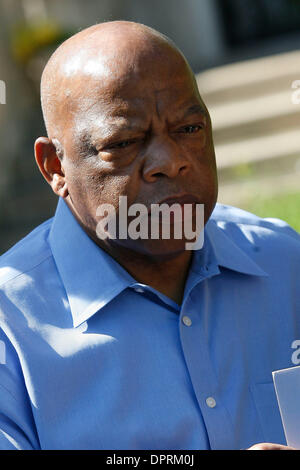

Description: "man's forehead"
57 58 205 146
75 70 202 117
75 97 206 139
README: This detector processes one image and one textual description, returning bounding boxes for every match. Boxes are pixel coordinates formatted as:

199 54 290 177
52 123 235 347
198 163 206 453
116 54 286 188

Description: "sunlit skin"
34 20 296 451
35 21 218 303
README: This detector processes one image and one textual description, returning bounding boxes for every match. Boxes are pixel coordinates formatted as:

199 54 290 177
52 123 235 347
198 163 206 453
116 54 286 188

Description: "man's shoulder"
0 218 54 288
210 203 300 269
211 203 300 243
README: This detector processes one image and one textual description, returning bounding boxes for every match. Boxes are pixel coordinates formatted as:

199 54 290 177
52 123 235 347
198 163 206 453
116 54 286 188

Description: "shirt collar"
204 218 268 277
48 198 134 328
48 199 267 328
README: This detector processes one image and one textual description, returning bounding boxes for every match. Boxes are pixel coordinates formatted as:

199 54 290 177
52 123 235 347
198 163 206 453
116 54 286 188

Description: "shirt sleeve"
0 329 40 450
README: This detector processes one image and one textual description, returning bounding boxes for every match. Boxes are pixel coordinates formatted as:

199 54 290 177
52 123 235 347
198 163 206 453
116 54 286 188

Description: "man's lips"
145 194 202 223
155 194 202 207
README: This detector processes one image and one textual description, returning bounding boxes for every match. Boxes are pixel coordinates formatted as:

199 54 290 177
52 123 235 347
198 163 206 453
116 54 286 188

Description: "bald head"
40 21 193 143
35 20 217 260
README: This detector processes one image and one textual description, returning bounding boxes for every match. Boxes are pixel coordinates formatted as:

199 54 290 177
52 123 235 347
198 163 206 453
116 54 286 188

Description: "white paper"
272 365 300 449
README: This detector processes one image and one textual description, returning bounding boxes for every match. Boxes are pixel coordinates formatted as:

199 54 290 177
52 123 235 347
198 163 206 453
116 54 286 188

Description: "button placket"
206 397 217 408
182 315 192 327
179 296 235 449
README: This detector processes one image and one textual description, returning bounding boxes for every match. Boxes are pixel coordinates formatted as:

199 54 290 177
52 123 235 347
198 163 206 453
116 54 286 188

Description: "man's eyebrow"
88 105 206 141
88 120 148 146
100 123 147 139
181 104 206 118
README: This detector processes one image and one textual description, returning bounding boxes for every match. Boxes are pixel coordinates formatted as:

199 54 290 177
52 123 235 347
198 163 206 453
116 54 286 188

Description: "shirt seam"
0 381 20 404
0 252 53 289
213 217 297 237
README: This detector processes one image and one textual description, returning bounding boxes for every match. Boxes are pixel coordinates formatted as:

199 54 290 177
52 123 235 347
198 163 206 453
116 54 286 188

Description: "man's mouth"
156 193 202 207
146 194 202 226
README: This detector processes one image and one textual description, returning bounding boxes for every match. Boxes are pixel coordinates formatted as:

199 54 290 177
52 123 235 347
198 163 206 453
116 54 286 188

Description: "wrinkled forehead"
70 59 201 127
72 76 203 144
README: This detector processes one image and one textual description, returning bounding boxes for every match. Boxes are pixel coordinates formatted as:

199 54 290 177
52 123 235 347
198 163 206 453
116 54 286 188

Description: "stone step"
215 127 300 170
210 89 299 144
196 50 300 105
195 49 300 175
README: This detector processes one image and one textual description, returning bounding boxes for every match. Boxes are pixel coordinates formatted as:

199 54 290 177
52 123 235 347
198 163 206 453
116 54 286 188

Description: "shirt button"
182 315 192 327
206 397 216 408
134 287 144 293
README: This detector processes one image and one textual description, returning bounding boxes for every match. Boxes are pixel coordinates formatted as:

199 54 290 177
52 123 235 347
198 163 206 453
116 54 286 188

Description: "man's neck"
68 202 193 305
99 242 193 305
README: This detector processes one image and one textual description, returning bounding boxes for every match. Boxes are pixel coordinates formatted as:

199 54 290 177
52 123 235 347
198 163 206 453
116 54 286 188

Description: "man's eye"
180 125 202 134
108 140 135 149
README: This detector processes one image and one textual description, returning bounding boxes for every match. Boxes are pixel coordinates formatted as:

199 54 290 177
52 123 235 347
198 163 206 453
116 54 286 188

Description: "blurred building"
0 0 300 252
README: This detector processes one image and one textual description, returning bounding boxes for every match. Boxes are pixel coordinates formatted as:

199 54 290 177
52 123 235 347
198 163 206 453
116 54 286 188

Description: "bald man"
0 21 299 450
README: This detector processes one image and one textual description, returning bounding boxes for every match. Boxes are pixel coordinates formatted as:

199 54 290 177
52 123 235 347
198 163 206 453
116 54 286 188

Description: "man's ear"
34 137 68 198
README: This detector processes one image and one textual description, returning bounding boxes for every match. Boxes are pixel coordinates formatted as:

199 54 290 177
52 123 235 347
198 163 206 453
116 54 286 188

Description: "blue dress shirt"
0 198 299 450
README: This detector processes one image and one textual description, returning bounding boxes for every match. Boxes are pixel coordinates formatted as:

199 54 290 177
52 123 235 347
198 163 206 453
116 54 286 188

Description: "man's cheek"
91 175 131 207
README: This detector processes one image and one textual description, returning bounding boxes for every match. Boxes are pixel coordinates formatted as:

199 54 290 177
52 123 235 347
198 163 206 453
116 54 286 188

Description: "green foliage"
242 191 300 233
232 163 254 179
11 20 74 64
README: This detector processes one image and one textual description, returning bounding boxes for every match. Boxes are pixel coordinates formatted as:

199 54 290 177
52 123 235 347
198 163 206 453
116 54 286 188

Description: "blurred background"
0 0 299 254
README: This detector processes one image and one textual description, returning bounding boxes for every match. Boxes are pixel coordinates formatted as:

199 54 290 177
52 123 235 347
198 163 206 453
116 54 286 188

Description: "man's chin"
101 237 196 261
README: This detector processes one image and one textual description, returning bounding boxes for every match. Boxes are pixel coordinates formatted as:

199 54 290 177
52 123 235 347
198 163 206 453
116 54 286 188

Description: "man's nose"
142 136 191 182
